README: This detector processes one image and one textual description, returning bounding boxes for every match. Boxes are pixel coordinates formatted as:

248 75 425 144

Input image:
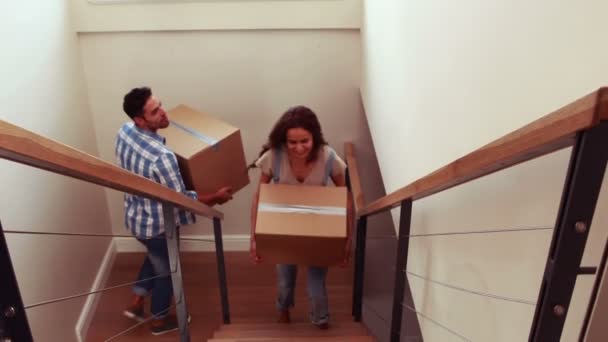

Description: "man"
116 87 232 336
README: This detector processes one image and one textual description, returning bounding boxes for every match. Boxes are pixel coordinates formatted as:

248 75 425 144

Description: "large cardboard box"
163 105 249 196
255 183 347 266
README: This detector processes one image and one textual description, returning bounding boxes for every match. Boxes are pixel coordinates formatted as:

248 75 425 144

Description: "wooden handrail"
0 120 223 219
359 87 608 217
345 142 365 213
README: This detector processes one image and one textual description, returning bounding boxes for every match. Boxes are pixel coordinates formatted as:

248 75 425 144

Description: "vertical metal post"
529 122 608 342
352 215 368 322
579 233 608 341
213 217 230 324
162 204 190 342
390 200 412 342
0 220 33 342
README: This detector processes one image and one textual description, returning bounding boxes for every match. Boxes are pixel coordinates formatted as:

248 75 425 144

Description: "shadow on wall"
354 93 424 342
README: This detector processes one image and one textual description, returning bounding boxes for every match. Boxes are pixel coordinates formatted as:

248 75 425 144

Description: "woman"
249 105 353 329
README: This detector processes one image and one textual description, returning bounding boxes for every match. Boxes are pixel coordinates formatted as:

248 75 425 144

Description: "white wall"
72 0 361 32
0 1 113 341
79 29 368 242
362 0 608 341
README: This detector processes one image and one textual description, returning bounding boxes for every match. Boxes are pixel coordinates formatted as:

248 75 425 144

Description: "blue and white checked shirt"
115 122 198 239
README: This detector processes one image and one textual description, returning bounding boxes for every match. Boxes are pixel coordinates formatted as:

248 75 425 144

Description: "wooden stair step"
229 313 355 324
208 336 376 342
219 322 364 332
213 326 369 339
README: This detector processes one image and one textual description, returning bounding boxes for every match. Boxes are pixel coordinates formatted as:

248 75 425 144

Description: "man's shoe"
277 310 290 324
316 322 329 330
150 314 191 336
123 295 145 322
150 315 178 336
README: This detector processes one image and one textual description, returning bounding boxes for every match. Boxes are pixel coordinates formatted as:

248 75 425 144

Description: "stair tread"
220 322 364 331
208 336 375 342
213 326 369 339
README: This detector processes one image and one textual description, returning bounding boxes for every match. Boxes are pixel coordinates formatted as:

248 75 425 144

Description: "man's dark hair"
123 87 152 119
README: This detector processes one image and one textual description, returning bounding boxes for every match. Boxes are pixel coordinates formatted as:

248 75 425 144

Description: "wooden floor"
85 252 354 341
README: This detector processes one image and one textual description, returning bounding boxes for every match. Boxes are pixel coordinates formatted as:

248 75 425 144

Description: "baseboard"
114 234 250 252
75 240 117 342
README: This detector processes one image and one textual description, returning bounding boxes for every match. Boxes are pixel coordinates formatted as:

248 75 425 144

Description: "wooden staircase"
208 321 376 341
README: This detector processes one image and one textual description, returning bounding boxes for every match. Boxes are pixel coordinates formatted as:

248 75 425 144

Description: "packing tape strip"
258 203 346 216
170 120 219 149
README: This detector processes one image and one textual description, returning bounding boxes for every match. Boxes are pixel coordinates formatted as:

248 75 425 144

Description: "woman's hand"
339 239 352 268
250 236 262 264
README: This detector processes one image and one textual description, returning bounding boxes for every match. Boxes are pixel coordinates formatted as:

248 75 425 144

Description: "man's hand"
214 186 233 205
198 186 233 206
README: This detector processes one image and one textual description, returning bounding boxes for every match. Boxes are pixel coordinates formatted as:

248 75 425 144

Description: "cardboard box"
255 183 347 266
163 105 249 196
